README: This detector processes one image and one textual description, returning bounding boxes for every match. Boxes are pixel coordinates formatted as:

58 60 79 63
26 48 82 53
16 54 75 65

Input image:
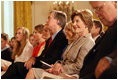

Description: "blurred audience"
29 34 37 47
42 24 51 40
2 27 33 78
10 37 16 50
2 10 68 79
1 1 117 79
1 33 13 62
1 33 13 71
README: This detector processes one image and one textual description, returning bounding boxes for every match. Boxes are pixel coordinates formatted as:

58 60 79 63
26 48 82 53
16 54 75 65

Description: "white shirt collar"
52 29 61 41
1 45 9 52
93 35 100 41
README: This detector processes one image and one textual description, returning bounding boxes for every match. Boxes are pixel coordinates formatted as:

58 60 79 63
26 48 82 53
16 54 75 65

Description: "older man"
80 1 117 79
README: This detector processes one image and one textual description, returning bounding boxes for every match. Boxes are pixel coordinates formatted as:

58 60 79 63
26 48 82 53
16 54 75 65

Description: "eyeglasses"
15 32 22 35
93 2 106 13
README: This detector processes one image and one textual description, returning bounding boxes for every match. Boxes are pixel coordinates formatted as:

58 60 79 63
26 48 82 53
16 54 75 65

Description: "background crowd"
1 1 117 79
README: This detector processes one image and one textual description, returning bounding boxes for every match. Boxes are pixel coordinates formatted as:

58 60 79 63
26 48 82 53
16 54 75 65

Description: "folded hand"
24 57 35 70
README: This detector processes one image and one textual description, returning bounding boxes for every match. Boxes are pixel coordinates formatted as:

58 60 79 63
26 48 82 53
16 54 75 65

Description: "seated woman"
25 9 95 79
30 24 46 57
1 24 51 77
1 27 33 75
12 27 33 62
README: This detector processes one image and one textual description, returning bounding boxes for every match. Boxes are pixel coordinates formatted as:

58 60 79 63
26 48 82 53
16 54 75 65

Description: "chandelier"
52 1 75 21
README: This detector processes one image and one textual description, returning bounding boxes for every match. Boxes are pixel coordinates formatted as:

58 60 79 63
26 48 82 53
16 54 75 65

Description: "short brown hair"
29 34 33 38
50 10 67 28
34 24 44 33
93 19 103 34
71 9 93 32
1 33 9 41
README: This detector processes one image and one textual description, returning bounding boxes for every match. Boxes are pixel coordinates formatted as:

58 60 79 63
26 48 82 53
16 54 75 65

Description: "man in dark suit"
1 33 13 62
2 10 68 79
79 1 117 79
1 33 13 71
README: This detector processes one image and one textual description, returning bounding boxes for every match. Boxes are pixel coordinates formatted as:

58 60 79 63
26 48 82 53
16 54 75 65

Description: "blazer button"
93 49 96 52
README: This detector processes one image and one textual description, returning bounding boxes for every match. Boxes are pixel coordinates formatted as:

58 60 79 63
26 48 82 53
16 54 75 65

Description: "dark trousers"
1 62 28 79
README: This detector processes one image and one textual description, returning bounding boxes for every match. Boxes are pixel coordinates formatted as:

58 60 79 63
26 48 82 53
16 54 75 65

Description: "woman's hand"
24 57 35 70
45 64 54 73
52 63 64 75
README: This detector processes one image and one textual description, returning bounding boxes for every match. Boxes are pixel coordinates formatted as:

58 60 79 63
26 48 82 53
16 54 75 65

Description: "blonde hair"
64 21 78 44
71 9 93 32
12 27 29 59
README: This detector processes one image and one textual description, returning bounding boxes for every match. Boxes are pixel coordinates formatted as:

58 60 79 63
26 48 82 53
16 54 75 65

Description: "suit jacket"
1 47 13 62
95 32 104 43
99 47 117 79
34 29 68 68
62 33 95 75
80 20 117 79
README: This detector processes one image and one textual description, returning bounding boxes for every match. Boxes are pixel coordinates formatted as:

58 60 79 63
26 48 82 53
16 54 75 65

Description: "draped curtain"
14 1 32 35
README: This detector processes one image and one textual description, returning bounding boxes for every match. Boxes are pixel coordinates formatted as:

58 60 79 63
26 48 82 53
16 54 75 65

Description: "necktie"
47 37 52 49
42 37 52 57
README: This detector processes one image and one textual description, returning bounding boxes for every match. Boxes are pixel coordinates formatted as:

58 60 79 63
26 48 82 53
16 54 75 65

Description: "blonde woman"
12 27 33 62
1 27 33 76
64 21 78 44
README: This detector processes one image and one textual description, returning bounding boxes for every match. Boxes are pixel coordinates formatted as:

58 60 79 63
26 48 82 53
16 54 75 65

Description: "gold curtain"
14 1 32 35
